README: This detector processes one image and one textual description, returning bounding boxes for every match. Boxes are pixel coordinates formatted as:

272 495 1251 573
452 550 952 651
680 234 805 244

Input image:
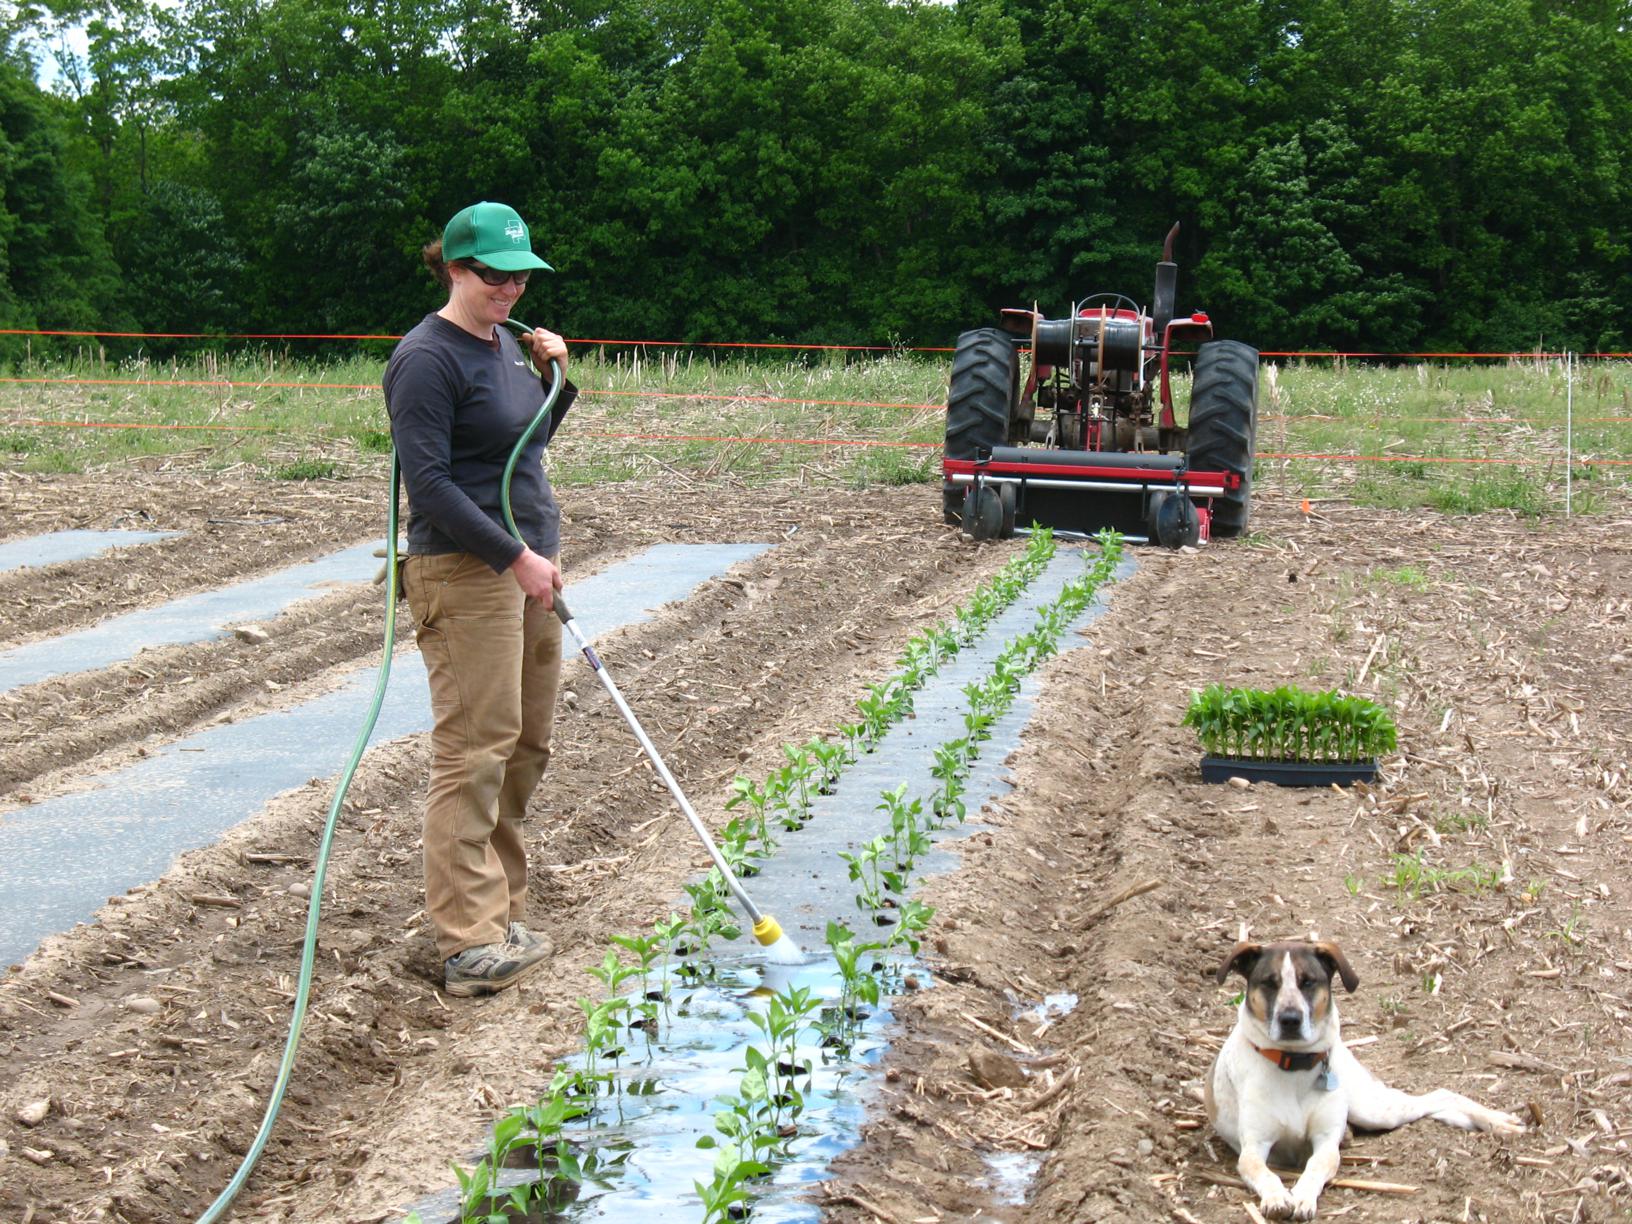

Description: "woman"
384 201 574 997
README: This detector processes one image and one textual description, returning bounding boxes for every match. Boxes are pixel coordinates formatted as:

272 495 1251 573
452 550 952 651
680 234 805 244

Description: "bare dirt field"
2 467 1630 1224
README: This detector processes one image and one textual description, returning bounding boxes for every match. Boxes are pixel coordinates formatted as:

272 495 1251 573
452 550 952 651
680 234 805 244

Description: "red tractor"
942 224 1258 547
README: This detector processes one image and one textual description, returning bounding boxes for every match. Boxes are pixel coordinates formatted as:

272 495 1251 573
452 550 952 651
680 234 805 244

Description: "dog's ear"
1215 941 1262 985
1311 941 1359 993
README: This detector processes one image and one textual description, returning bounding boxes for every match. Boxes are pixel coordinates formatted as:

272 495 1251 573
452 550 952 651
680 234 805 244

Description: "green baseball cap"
441 201 552 272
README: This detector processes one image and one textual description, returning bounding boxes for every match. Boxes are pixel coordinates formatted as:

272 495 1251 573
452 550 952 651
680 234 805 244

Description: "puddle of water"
980 1150 1041 1206
0 542 769 968
402 548 1133 1223
0 540 381 694
1017 992 1079 1024
0 528 180 575
405 956 893 1224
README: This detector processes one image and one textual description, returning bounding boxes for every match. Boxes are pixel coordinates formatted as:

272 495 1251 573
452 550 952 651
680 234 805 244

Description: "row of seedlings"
417 531 1068 1223
693 531 1126 1220
723 528 1061 862
661 530 1079 1218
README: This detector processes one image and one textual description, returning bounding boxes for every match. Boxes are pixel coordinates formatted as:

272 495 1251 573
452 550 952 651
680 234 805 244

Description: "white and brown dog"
1206 939 1525 1219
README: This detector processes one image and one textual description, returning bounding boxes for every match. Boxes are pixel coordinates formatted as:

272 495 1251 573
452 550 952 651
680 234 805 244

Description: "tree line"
2 0 1629 359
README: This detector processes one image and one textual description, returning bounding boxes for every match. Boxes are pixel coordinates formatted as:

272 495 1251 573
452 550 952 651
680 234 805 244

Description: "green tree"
0 49 126 358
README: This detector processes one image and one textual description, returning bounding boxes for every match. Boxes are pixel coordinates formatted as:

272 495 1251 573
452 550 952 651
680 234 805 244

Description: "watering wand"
191 316 797 1224
499 321 803 965
548 588 800 962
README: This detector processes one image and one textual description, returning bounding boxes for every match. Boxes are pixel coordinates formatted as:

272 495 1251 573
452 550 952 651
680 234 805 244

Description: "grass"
0 346 1627 510
1385 849 1502 900
1369 564 1431 591
1433 807 1490 834
274 458 339 481
1252 357 1632 514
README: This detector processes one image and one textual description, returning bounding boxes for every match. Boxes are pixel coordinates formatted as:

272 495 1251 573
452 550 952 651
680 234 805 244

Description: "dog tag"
1319 1068 1338 1092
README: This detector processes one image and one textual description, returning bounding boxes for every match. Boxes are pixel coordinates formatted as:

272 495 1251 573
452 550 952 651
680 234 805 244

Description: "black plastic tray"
1200 756 1378 788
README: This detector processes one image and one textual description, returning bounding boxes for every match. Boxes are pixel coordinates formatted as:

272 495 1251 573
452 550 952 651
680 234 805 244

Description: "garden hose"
194 460 405 1224
195 321 561 1223
196 316 796 1221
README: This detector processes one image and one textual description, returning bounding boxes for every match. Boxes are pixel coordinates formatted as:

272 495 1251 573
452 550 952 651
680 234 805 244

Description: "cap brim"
477 250 552 272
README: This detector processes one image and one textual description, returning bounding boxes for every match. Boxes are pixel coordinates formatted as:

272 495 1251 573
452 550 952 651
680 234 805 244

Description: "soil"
2 465 1630 1224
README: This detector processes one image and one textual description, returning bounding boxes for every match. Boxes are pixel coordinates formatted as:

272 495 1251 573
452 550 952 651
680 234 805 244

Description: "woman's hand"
509 547 562 608
520 326 569 377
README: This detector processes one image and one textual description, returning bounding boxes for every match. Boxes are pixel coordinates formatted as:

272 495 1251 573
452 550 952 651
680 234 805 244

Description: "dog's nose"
1276 1009 1305 1033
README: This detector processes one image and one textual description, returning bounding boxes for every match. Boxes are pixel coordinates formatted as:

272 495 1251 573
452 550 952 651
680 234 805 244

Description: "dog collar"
1254 1044 1330 1073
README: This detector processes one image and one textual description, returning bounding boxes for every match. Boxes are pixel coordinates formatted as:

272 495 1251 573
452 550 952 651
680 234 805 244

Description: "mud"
2 464 1630 1224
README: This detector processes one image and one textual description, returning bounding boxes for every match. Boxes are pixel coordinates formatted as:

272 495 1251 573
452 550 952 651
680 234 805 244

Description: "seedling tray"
1200 756 1378 788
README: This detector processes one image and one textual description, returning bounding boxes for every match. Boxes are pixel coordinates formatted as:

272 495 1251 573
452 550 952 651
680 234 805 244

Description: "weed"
1370 564 1430 591
1428 471 1547 516
1385 849 1500 900
1434 807 1489 834
1545 903 1586 945
273 457 337 480
22 448 81 474
848 446 936 488
1343 872 1363 897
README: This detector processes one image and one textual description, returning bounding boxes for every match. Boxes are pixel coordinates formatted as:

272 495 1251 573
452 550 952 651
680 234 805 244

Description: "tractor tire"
943 328 1017 523
1186 340 1259 538
962 484 1003 541
998 481 1017 538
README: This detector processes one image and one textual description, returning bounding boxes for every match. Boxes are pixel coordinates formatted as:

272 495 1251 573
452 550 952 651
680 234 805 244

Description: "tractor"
941 224 1259 548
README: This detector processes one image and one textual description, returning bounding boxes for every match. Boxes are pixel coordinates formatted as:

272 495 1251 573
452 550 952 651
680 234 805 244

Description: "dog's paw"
1482 1108 1528 1135
1289 1190 1321 1220
1257 1187 1297 1218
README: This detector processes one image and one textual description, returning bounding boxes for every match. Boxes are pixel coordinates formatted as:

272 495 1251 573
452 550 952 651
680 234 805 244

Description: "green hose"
194 324 560 1223
193 460 403 1224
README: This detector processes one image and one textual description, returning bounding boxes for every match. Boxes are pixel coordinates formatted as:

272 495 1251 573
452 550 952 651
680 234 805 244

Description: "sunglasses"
459 261 531 287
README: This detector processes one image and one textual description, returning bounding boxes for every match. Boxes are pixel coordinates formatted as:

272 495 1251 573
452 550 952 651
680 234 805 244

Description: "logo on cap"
505 219 525 244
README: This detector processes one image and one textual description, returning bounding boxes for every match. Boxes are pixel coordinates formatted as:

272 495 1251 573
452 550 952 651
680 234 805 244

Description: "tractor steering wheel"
1076 292 1143 318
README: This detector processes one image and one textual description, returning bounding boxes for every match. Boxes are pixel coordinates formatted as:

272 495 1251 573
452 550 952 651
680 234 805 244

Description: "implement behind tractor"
942 225 1259 547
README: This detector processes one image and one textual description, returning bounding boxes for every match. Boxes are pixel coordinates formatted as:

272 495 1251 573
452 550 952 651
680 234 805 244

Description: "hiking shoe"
507 922 555 958
443 939 550 998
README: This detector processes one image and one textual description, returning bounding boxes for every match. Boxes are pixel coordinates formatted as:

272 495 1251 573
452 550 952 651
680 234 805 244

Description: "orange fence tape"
0 376 375 391
8 376 1631 425
5 416 1628 467
1260 451 1631 468
5 417 274 432
4 325 1631 360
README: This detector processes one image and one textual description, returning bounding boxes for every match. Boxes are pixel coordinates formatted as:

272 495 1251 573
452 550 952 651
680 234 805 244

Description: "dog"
1205 939 1526 1219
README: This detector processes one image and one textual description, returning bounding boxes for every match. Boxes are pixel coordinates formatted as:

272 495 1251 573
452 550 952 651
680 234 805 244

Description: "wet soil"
2 465 1630 1224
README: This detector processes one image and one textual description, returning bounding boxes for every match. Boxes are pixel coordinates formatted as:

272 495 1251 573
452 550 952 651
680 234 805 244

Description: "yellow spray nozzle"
751 915 783 947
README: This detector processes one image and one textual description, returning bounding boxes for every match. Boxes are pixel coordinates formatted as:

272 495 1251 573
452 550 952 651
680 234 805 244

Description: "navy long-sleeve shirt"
383 314 575 572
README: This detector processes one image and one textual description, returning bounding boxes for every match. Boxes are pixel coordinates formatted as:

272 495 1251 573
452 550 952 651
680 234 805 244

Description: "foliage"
1182 683 1399 762
4 0 1630 352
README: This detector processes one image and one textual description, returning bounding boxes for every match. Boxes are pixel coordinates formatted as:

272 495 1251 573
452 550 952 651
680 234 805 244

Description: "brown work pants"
403 552 562 961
